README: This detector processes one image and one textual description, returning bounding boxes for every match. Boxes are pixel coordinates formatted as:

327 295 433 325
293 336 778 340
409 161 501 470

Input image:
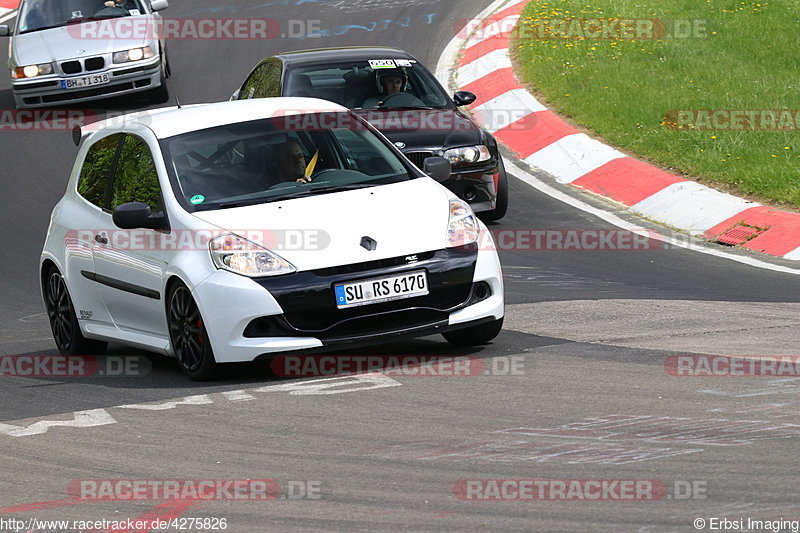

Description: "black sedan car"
231 47 508 221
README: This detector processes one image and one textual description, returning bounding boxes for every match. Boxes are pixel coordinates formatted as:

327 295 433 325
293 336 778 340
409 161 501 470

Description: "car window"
160 112 419 211
282 60 451 110
239 60 282 100
77 133 123 209
109 134 162 211
18 0 145 34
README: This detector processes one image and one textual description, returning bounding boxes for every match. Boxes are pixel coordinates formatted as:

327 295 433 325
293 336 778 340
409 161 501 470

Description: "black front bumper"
247 246 483 345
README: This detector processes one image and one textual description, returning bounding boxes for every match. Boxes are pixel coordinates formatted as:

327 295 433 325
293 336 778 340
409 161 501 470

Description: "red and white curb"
442 0 800 261
0 0 18 22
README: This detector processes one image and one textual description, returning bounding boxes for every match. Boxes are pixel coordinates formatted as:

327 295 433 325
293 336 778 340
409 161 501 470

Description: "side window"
240 61 282 99
109 135 162 211
77 133 123 209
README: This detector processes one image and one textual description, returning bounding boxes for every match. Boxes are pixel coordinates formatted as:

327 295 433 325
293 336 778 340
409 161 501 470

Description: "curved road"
1 1 799 531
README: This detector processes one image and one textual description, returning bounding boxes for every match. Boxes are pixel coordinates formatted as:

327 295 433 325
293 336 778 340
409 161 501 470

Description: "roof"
83 98 348 139
272 47 415 67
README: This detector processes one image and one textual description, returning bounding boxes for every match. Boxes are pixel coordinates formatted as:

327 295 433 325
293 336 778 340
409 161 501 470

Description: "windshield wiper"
214 184 376 209
375 104 437 110
20 22 69 33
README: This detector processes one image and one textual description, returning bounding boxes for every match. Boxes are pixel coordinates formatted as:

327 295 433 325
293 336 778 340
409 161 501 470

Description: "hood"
190 178 454 272
12 17 152 66
358 108 482 151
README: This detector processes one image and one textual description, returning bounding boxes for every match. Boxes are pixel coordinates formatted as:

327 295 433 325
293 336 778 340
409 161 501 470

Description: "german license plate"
61 73 110 89
334 271 428 308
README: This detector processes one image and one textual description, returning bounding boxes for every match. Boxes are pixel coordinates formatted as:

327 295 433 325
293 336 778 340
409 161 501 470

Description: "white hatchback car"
40 98 504 379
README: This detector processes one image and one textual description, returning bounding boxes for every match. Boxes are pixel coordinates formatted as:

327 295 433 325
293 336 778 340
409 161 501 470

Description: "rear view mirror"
423 157 451 183
453 91 477 107
113 202 168 230
150 0 168 12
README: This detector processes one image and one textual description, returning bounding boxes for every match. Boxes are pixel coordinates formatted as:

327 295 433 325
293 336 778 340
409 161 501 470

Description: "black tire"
442 317 504 347
43 267 107 355
479 160 508 222
167 283 218 381
147 57 170 104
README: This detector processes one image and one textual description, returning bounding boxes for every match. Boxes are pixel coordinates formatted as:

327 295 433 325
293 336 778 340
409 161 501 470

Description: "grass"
512 0 800 209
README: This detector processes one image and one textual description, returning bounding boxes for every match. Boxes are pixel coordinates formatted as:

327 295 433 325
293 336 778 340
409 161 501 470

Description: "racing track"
1 1 800 531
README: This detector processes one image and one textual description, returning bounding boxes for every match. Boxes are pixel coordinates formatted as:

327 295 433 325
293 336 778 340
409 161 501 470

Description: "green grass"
512 0 800 208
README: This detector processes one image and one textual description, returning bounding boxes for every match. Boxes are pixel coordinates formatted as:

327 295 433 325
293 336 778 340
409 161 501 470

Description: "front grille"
253 247 478 339
405 151 434 168
61 61 81 74
84 57 105 71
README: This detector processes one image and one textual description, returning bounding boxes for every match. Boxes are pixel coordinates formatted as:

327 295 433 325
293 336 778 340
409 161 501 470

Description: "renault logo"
360 236 378 251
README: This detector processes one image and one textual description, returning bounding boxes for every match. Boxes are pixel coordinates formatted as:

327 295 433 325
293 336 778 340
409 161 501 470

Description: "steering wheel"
307 168 340 181
93 6 128 17
379 92 426 108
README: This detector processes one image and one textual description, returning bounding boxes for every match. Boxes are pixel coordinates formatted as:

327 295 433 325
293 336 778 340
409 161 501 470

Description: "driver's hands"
296 176 312 184
104 1 114 6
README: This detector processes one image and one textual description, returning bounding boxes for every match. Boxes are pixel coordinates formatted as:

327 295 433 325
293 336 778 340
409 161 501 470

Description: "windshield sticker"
129 9 141 15
189 195 205 205
395 59 415 67
369 60 397 69
71 11 83 18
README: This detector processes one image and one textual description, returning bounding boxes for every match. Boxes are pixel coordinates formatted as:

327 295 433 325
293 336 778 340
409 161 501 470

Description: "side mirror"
453 91 477 107
113 202 167 230
423 156 451 183
150 0 168 12
0 25 10 37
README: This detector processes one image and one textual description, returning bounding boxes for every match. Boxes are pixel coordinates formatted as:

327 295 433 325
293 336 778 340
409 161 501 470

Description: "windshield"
284 59 452 111
18 0 145 33
160 112 421 212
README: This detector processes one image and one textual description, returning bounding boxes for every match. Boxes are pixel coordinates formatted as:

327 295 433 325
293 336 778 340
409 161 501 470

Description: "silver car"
1 0 169 108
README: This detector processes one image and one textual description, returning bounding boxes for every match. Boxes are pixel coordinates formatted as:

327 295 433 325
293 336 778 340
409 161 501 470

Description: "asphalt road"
1 1 800 532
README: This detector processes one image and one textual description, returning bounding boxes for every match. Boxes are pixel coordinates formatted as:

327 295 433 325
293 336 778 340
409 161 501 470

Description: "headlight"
446 199 479 248
444 145 491 165
11 63 53 79
209 234 296 277
113 46 155 64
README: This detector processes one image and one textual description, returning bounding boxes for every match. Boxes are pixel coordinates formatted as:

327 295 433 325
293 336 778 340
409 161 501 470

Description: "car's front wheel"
167 283 218 381
43 267 107 355
442 317 503 347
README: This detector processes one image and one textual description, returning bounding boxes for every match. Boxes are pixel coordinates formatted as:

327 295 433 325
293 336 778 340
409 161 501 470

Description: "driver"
362 68 407 108
273 141 312 183
102 0 130 11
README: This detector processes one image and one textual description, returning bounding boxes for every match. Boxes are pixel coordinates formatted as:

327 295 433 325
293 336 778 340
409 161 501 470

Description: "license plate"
61 73 110 89
334 271 428 308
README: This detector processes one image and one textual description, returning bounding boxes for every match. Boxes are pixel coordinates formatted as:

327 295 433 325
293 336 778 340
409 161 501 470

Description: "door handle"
94 234 108 245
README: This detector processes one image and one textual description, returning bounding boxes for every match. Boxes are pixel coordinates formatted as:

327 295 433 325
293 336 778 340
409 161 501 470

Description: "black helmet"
376 68 408 93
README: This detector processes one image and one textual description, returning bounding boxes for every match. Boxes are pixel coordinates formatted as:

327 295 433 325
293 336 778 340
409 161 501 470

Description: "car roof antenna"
167 75 182 109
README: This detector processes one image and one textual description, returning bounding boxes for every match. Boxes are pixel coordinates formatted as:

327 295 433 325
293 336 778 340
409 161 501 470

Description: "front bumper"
12 57 162 108
191 245 504 364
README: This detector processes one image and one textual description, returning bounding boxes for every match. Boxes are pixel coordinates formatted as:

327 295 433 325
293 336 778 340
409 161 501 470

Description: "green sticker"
190 194 205 205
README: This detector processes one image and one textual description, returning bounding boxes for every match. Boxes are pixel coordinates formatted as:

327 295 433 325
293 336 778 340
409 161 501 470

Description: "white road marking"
0 374 403 437
118 395 214 411
0 409 116 437
456 48 511 87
